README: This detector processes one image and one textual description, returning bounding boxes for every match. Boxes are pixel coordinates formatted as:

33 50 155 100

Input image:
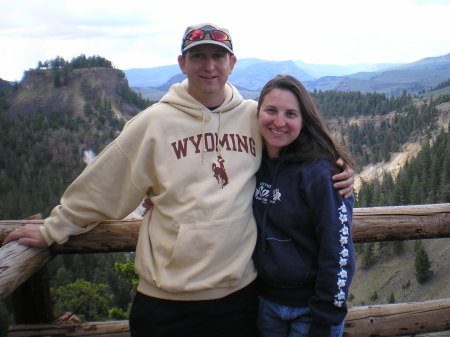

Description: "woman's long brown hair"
257 75 354 169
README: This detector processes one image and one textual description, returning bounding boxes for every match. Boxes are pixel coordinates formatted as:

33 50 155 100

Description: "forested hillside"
0 79 12 95
357 128 450 206
312 90 449 170
348 126 450 309
0 56 154 327
0 55 153 219
1 58 449 328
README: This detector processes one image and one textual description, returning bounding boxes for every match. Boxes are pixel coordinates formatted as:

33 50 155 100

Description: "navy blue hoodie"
253 149 355 337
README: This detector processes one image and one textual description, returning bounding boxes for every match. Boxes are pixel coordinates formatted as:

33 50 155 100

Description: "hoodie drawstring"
201 110 206 164
201 108 223 164
216 109 223 157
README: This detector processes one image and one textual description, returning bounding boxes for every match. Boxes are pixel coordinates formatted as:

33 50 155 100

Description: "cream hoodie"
41 80 262 300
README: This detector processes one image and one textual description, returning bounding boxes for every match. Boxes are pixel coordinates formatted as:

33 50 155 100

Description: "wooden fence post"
1 214 54 324
0 241 53 300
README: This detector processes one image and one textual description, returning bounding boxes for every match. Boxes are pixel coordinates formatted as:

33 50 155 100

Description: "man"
3 23 354 337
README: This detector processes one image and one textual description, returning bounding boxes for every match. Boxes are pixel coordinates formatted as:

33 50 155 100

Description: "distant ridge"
124 52 450 99
125 64 181 87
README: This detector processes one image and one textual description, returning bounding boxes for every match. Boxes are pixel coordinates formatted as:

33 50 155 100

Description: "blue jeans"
257 297 344 337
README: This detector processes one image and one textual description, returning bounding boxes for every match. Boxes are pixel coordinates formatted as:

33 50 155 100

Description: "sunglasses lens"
210 30 229 41
187 30 205 41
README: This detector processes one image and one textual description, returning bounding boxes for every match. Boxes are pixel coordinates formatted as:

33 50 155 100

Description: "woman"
253 75 355 337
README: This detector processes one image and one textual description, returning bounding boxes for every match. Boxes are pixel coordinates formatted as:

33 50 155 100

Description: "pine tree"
414 241 433 283
361 243 376 269
388 292 396 303
369 290 378 301
52 279 112 321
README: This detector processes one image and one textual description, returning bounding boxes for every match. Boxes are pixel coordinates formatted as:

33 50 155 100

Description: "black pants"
129 281 259 337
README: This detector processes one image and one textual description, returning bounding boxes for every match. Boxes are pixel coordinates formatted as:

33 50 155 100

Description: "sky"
1 0 450 82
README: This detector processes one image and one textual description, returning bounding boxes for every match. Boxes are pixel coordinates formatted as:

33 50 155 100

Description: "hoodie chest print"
170 132 257 159
212 155 228 188
254 181 281 204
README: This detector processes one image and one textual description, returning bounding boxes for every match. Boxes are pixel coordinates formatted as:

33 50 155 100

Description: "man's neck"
188 88 226 108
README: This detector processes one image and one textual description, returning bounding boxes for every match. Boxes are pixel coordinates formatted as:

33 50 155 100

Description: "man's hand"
333 158 355 199
2 224 48 248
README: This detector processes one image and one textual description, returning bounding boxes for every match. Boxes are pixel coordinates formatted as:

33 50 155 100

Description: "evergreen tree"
430 77 450 91
369 290 378 301
388 292 396 304
360 243 376 269
355 124 450 208
414 241 433 284
52 279 112 321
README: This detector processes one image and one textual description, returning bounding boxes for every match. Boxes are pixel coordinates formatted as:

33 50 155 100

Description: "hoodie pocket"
161 212 256 292
254 236 315 288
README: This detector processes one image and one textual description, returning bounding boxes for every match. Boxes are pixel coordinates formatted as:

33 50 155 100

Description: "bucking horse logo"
212 155 228 188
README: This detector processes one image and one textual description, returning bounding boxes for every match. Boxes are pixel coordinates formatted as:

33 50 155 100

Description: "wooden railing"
1 203 450 336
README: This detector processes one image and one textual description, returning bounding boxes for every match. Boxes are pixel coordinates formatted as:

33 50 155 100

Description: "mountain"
229 59 315 90
304 53 450 95
0 78 13 95
125 58 320 100
124 64 181 87
0 59 152 219
5 67 142 120
389 53 450 71
124 58 402 89
124 53 450 100
293 60 402 78
156 73 187 91
125 59 315 95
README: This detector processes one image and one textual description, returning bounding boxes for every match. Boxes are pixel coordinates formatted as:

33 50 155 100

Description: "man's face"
178 44 237 107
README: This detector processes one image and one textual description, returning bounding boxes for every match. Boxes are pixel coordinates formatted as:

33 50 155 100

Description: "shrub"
52 279 112 321
369 290 378 301
402 280 411 289
388 292 395 303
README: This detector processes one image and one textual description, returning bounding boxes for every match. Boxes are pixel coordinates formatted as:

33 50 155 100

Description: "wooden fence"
1 203 450 336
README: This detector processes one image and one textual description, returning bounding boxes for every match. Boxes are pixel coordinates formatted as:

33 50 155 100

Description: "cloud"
1 0 450 81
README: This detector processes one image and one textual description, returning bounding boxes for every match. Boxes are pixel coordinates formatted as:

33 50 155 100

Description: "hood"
159 79 244 121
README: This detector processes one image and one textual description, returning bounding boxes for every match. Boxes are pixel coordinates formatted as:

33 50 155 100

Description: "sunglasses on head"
185 29 230 42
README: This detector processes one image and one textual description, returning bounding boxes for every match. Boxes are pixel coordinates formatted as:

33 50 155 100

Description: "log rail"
5 299 450 337
1 203 450 336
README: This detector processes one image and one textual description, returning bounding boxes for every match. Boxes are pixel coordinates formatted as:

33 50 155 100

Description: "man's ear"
178 54 187 74
229 54 237 74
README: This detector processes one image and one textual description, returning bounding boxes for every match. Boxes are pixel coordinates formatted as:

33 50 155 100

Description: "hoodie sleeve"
303 161 355 337
42 113 153 245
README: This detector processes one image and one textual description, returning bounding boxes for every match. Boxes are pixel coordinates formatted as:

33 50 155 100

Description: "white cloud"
1 0 450 81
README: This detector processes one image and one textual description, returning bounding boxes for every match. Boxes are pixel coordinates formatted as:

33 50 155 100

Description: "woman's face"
258 88 303 158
